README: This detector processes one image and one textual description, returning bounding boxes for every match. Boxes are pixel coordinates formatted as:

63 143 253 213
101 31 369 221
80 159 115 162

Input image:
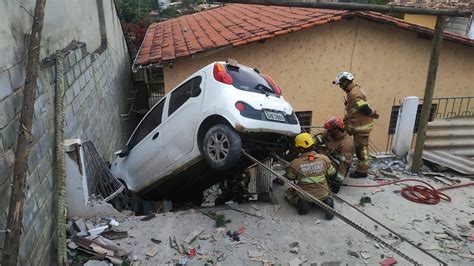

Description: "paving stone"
73 63 81 80
0 180 11 214
65 69 75 87
2 118 20 150
67 50 77 68
27 143 42 173
31 118 44 144
11 89 23 115
26 169 41 201
72 81 81 98
39 133 52 158
34 180 51 209
9 62 26 90
19 226 37 266
36 154 52 182
0 156 12 185
33 199 50 237
0 71 13 101
21 195 39 232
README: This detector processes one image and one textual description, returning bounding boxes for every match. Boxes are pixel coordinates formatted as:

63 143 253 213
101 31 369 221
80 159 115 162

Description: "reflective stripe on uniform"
348 122 374 131
301 174 326 184
356 100 369 108
327 164 336 176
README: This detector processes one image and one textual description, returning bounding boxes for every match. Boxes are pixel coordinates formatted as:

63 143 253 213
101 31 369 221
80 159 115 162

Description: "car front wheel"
202 124 242 170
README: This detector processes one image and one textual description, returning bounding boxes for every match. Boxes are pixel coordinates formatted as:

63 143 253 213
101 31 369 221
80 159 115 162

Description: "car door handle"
152 132 160 140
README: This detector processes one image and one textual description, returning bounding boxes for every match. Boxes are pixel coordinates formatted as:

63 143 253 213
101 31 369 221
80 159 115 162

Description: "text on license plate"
264 111 285 122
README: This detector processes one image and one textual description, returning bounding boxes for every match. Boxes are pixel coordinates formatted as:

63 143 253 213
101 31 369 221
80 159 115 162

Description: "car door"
162 74 206 164
121 97 170 190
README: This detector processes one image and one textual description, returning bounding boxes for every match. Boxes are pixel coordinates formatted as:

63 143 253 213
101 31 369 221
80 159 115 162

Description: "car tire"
202 124 242 170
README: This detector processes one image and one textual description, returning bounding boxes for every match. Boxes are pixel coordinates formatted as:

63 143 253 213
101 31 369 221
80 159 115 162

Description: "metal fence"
385 96 474 152
148 82 165 107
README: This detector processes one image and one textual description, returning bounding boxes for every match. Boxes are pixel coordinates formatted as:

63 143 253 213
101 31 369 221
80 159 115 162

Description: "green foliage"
160 7 179 18
117 0 158 23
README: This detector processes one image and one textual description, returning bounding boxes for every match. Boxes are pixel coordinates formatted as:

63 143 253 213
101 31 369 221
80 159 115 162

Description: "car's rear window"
225 65 278 95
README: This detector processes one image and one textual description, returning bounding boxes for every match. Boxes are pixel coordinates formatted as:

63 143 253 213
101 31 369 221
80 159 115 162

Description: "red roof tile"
134 4 474 67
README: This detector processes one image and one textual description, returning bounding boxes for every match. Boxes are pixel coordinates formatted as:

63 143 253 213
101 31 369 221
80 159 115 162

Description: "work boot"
298 199 310 215
330 182 341 194
350 171 368 178
323 197 335 220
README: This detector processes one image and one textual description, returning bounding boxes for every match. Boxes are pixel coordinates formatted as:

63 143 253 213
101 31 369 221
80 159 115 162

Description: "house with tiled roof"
133 3 474 150
390 0 474 38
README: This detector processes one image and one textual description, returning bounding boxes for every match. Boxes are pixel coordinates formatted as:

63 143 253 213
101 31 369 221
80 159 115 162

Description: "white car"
111 60 300 202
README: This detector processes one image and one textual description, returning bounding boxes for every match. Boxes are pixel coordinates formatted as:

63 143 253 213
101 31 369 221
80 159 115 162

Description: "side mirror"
114 145 131 158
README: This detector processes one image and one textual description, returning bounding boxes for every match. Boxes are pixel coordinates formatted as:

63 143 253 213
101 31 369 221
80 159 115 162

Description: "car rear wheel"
202 124 242 170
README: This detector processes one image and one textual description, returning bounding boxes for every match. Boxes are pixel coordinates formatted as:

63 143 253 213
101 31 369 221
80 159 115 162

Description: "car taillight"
213 63 233 84
235 102 245 111
262 74 282 95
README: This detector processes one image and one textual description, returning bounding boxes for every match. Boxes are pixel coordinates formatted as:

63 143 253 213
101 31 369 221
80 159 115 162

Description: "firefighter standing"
284 133 336 220
333 72 379 178
318 116 354 193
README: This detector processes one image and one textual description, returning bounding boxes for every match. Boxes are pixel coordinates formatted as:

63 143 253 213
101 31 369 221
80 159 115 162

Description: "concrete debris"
140 213 156 221
314 219 322 225
85 220 95 231
288 257 305 266
68 241 79 250
360 250 371 259
458 253 474 260
290 246 299 254
151 238 162 244
178 257 188 265
444 230 463 241
184 228 204 244
146 246 159 257
109 219 119 227
100 230 128 240
199 233 210 240
348 250 360 258
289 241 299 248
89 225 109 236
74 219 88 234
248 250 265 258
84 260 110 266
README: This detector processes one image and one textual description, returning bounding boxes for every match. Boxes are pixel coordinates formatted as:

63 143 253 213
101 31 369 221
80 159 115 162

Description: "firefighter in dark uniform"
319 116 355 193
333 72 379 178
284 133 336 220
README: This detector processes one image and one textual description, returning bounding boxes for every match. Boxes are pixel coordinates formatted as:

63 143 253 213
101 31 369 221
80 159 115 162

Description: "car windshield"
225 65 278 96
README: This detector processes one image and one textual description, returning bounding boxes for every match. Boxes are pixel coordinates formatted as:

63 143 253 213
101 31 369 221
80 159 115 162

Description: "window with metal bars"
295 111 312 130
388 104 437 135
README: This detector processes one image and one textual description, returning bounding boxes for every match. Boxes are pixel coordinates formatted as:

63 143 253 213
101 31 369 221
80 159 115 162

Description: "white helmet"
333 71 354 85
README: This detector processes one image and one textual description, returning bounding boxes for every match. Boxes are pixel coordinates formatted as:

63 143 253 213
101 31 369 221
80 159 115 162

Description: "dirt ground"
110 167 474 265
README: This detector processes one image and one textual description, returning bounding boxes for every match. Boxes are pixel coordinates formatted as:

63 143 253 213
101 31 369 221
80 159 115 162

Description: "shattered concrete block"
146 246 159 257
74 219 87 233
184 228 204 244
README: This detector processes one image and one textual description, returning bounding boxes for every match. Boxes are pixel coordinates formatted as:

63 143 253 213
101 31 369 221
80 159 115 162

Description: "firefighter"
284 133 336 220
319 116 355 193
333 72 379 178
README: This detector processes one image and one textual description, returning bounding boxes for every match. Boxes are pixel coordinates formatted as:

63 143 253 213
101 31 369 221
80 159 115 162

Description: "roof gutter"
218 0 472 17
132 25 159 72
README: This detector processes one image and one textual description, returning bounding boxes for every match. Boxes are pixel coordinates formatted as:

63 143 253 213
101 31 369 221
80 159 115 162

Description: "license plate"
264 111 285 122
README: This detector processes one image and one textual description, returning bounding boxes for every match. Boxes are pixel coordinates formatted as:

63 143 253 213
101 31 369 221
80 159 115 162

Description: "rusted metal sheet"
422 116 474 174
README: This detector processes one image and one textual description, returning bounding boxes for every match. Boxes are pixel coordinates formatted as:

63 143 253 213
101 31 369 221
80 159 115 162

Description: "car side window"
129 98 165 148
168 76 202 116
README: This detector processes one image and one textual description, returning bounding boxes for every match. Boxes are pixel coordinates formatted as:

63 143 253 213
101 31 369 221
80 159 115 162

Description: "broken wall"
163 18 474 150
0 0 132 264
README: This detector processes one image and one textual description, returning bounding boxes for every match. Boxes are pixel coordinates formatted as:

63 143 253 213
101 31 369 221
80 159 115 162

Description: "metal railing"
385 96 474 152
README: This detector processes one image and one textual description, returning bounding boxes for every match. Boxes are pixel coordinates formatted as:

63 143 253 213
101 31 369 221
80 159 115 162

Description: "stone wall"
0 0 132 264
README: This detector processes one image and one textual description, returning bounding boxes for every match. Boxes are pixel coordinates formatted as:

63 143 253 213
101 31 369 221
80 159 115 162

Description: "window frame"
168 76 202 117
127 96 167 149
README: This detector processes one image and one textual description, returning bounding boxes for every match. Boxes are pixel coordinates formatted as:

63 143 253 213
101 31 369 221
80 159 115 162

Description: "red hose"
344 179 474 205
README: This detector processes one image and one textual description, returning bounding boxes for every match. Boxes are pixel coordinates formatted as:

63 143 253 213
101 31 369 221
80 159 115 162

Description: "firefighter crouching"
333 72 379 178
284 133 336 220
317 116 355 193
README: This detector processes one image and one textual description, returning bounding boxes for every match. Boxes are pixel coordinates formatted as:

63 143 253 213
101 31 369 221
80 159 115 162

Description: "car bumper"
233 118 301 136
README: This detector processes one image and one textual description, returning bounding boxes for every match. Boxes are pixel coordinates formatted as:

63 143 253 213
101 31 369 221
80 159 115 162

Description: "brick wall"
0 42 132 265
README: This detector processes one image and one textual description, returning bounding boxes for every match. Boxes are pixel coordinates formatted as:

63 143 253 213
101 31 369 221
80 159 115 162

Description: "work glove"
372 111 380 119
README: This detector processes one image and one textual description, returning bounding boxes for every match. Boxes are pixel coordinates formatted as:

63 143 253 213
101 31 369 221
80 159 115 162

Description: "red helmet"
324 116 345 130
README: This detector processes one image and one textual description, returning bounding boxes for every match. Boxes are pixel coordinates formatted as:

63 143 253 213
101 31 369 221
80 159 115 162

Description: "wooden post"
1 0 47 265
411 16 446 173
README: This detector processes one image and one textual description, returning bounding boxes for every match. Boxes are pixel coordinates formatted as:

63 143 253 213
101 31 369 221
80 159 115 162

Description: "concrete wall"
163 18 474 150
0 0 132 264
404 14 474 39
